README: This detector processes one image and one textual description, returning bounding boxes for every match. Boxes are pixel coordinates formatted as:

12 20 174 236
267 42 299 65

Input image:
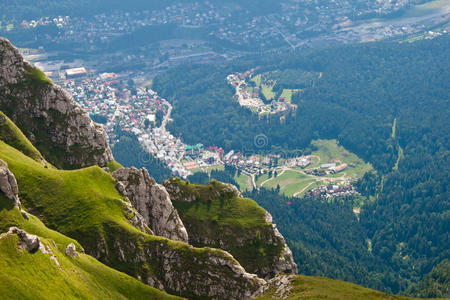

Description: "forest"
152 35 450 295
111 131 172 183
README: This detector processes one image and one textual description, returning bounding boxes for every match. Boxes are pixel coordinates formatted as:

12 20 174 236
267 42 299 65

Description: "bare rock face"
0 38 113 169
264 212 298 277
5 227 40 252
65 243 79 258
95 230 267 300
0 159 20 208
0 159 28 219
112 167 188 243
255 274 297 299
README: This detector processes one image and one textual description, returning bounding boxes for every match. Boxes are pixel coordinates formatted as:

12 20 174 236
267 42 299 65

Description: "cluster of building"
61 74 167 144
306 184 357 199
8 0 434 52
20 16 70 29
305 163 349 176
227 70 295 116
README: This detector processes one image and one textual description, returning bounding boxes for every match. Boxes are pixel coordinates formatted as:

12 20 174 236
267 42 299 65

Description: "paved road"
160 100 172 131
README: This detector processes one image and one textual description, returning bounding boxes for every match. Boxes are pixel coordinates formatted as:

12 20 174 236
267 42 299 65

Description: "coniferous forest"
153 36 450 295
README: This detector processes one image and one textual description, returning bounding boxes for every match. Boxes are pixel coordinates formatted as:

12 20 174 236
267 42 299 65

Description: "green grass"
263 171 318 197
256 173 269 187
0 111 45 164
0 188 176 299
256 275 422 300
280 89 293 102
251 74 262 86
235 173 252 191
26 64 53 85
392 118 397 139
394 145 404 171
310 139 373 179
0 128 257 298
172 179 267 229
106 160 123 172
262 84 276 100
0 228 176 300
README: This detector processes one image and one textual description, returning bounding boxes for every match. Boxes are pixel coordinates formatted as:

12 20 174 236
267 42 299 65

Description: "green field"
261 84 276 100
262 170 319 197
309 139 372 179
235 173 252 191
251 74 262 86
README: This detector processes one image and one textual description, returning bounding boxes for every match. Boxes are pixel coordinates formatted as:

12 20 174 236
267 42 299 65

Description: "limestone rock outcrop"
3 227 40 252
263 212 298 278
0 38 113 169
93 228 266 299
0 159 20 207
65 243 79 258
112 167 188 243
0 159 28 219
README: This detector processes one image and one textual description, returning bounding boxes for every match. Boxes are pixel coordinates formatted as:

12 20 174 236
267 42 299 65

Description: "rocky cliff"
112 167 189 243
0 38 113 169
164 178 298 279
0 159 28 219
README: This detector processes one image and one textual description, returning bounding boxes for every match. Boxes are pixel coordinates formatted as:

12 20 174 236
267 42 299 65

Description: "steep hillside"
165 177 297 279
0 118 265 299
0 157 177 299
0 38 113 169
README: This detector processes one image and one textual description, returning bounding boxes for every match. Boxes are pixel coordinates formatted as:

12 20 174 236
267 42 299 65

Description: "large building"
65 67 87 79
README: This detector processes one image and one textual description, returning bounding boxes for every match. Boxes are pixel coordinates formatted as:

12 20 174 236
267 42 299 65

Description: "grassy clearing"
235 173 251 191
280 89 293 102
261 84 276 100
251 74 262 86
263 170 318 197
256 275 420 300
392 118 397 139
171 179 267 230
394 145 404 171
310 139 372 179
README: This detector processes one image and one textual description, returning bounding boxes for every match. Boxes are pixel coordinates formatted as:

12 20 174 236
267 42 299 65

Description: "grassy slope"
169 178 283 275
0 194 177 299
258 275 425 300
0 130 257 298
0 116 176 298
0 111 45 164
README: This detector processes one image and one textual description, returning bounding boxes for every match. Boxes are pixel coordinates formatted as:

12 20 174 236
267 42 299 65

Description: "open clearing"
309 139 372 179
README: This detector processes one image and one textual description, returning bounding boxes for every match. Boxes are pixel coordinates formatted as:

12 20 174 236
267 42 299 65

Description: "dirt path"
293 181 319 197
